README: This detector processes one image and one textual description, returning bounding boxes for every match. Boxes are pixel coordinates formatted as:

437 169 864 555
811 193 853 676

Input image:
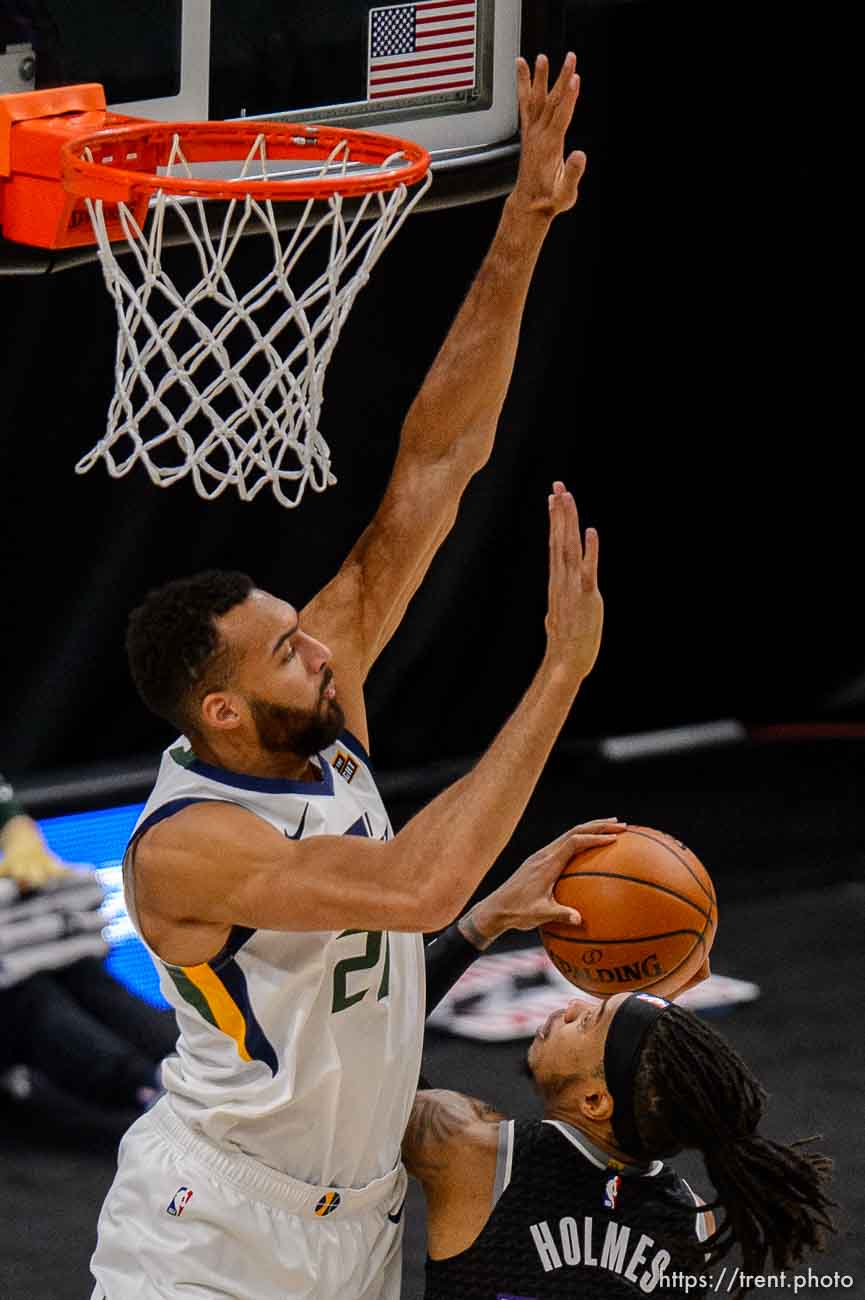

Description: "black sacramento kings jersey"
424 1119 709 1300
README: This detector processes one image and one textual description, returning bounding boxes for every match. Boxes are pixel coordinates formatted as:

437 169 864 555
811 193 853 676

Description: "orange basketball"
540 826 717 997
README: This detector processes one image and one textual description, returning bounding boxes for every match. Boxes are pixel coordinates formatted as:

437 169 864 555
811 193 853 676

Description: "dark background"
0 2 862 1296
1 0 859 785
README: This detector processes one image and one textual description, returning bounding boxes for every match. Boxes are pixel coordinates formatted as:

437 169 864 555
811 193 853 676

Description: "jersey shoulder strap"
491 1119 516 1209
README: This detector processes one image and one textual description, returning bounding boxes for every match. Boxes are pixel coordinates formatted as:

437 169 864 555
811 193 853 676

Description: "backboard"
0 0 564 271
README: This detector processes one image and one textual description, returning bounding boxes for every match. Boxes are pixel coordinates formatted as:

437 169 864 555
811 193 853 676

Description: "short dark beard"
248 693 345 758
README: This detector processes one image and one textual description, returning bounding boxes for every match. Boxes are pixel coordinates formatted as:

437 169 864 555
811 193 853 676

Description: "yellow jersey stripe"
182 962 253 1063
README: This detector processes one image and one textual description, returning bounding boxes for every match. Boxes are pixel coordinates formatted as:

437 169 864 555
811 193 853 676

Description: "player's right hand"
544 481 603 683
463 819 626 946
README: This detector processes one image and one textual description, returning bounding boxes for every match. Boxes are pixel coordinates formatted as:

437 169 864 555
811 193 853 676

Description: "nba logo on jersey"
603 1175 622 1209
166 1186 193 1216
636 993 670 1009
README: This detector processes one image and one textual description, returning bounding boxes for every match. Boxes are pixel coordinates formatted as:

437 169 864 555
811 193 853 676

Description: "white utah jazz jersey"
123 732 425 1189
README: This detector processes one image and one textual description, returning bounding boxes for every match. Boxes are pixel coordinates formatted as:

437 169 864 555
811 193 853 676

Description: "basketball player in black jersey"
412 899 836 1300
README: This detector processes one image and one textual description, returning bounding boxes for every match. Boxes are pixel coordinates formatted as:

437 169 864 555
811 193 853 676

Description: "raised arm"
302 53 587 746
134 488 603 957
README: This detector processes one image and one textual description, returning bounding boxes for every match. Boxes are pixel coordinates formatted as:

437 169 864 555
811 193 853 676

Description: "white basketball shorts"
90 1098 407 1299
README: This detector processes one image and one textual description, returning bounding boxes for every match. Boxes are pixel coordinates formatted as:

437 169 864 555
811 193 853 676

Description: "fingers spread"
515 56 531 119
566 147 587 176
549 71 580 132
544 56 578 128
552 51 577 95
532 52 550 105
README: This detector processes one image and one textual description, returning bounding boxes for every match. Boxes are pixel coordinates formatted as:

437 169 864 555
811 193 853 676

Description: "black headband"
603 992 673 1159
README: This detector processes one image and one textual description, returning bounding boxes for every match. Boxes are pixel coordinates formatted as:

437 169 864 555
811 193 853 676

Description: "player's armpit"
402 1088 503 1184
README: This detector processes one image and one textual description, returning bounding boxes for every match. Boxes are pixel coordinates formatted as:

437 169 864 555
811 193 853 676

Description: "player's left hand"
510 51 587 221
458 819 627 950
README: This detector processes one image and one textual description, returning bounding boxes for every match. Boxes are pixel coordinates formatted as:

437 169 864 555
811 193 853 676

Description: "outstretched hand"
545 481 603 685
459 820 627 949
511 52 587 220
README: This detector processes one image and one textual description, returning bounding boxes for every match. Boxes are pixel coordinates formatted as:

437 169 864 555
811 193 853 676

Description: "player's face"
527 993 630 1089
218 590 345 755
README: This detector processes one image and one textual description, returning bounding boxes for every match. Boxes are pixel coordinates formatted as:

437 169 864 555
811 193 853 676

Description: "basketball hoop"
0 90 432 507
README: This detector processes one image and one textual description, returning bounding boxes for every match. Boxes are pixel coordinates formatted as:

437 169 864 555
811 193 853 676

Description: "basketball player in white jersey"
91 52 603 1300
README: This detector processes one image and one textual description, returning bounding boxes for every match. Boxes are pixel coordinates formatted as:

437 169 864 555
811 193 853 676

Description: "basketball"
540 826 717 997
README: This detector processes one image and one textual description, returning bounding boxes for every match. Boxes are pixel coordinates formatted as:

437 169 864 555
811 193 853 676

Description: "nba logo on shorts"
166 1186 194 1216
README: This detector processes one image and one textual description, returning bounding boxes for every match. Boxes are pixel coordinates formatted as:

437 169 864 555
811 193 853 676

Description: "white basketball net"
75 134 431 507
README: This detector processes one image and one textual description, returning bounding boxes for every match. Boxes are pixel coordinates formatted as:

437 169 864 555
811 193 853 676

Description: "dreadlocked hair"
633 1006 836 1294
126 570 255 735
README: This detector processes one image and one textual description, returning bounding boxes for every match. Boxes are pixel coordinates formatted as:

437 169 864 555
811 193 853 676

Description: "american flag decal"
367 1 477 101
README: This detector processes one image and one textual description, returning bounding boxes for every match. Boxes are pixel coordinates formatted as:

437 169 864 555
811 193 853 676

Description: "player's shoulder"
515 1115 593 1159
323 729 376 783
403 1089 505 1182
132 798 285 889
413 1088 505 1141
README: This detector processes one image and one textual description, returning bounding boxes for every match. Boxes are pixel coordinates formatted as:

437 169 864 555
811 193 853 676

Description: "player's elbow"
387 874 459 932
383 839 474 930
439 431 493 481
371 858 450 931
414 879 470 932
396 889 454 933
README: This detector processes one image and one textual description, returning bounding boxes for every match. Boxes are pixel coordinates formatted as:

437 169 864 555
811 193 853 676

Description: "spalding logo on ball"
540 825 717 997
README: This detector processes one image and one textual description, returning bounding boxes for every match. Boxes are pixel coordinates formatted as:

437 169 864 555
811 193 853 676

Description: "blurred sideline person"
407 872 836 1300
0 775 176 1113
91 52 603 1300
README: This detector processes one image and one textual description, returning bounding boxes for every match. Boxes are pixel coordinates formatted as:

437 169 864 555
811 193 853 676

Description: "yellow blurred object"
0 814 72 889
